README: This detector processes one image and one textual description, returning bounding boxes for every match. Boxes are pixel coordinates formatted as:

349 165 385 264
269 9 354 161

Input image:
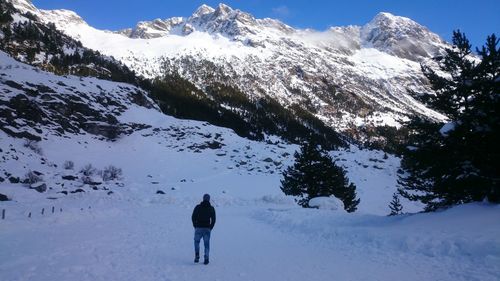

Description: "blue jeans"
194 228 211 257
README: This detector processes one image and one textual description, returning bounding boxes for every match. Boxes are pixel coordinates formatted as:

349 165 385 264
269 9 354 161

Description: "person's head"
203 194 210 202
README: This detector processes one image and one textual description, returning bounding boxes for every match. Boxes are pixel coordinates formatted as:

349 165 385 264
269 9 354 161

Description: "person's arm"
192 206 198 227
210 207 216 230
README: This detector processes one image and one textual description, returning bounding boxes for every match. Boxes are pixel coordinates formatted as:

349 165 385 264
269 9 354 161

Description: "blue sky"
32 0 499 48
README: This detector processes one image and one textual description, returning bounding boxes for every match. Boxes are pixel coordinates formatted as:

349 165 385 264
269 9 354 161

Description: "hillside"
0 49 419 214
8 0 448 149
1 0 346 149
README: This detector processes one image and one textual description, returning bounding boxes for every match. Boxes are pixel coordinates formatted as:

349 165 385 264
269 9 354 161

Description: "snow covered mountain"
8 0 448 147
116 4 295 40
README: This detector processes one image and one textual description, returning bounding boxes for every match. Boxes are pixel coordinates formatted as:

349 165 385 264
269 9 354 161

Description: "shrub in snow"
280 140 360 212
63 160 74 170
23 140 43 155
24 170 43 185
102 165 122 181
388 193 403 216
80 164 96 176
308 197 345 211
81 176 96 185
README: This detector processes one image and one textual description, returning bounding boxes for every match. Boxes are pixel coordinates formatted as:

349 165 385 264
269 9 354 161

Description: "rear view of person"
192 194 216 265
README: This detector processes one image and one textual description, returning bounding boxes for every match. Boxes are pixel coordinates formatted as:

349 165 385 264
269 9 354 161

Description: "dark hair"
203 194 210 201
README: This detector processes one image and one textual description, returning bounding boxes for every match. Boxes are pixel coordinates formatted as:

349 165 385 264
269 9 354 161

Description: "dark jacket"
192 201 216 229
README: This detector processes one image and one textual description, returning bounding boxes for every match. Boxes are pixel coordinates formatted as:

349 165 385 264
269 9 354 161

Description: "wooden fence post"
41 208 45 215
28 212 32 218
1 209 5 220
52 206 55 214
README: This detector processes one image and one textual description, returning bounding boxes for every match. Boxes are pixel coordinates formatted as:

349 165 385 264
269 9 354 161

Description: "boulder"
30 182 47 193
156 190 165 194
8 176 20 184
62 175 78 181
0 193 9 201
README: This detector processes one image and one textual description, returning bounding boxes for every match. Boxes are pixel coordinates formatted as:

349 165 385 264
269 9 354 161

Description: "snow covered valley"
1 51 499 281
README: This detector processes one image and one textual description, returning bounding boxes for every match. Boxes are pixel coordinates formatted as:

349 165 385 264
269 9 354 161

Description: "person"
191 193 216 264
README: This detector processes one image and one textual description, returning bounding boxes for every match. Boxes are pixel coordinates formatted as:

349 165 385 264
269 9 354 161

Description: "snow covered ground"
1 119 498 280
1 190 499 281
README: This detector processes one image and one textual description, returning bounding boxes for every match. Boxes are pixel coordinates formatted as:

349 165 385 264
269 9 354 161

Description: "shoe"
194 253 200 263
204 256 209 265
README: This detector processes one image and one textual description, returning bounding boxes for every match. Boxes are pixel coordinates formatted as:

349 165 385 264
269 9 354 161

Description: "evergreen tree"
0 1 13 24
280 140 360 212
399 31 500 211
341 182 360 213
388 193 403 216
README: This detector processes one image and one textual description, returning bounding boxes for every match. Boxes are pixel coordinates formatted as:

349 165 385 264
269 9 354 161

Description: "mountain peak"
368 12 418 29
362 12 446 61
192 4 215 18
373 12 399 20
215 3 234 15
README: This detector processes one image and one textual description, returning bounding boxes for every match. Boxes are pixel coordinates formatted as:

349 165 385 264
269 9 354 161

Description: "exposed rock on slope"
0 51 155 141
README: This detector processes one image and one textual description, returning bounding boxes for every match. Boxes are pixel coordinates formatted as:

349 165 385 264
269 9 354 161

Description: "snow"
308 196 345 211
42 20 273 62
440 121 457 136
10 12 29 24
331 145 424 214
349 48 418 80
1 189 499 281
